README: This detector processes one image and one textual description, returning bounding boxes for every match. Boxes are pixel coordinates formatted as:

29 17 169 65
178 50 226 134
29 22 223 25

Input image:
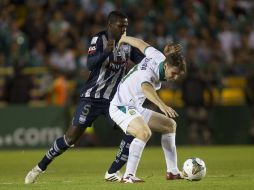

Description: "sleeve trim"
141 81 153 86
144 46 152 54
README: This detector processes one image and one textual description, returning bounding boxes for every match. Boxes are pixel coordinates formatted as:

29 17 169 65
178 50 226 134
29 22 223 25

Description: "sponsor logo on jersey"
106 61 126 71
88 46 96 54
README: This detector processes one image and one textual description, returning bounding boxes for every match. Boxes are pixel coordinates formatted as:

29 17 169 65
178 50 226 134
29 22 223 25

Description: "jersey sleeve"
130 46 145 64
144 46 166 64
87 35 111 71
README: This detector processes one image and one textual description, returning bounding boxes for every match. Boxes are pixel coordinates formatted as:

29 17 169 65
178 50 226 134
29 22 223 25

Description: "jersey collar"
159 61 166 81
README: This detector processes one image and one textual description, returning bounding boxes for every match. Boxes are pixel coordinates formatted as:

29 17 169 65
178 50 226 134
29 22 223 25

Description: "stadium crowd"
0 0 254 107
1 0 254 145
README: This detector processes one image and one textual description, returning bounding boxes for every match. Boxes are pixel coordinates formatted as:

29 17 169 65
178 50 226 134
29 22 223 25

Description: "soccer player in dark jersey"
25 11 144 184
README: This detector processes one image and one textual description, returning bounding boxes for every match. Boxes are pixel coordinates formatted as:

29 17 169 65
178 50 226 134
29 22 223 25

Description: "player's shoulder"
92 31 108 40
94 30 107 37
144 46 161 54
144 46 165 63
89 30 107 44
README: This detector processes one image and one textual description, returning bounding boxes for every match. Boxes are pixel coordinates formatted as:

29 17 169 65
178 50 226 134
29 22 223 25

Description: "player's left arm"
141 82 178 118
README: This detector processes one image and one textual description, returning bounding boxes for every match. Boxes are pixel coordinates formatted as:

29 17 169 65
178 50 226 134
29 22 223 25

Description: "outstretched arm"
118 33 150 54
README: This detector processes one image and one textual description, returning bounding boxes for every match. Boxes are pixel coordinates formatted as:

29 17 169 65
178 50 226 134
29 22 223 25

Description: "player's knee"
142 129 152 141
164 118 177 134
136 128 152 142
65 125 85 145
64 132 81 146
170 119 177 133
64 135 76 146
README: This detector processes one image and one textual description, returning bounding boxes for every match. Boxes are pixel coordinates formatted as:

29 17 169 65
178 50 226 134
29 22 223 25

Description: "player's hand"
105 39 115 52
159 103 178 118
118 31 126 46
163 43 182 56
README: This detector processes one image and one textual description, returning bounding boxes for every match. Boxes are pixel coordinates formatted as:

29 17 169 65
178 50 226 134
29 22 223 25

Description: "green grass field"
0 146 254 190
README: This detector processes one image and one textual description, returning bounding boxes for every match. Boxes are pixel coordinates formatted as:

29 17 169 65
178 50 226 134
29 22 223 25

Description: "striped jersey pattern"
81 31 144 101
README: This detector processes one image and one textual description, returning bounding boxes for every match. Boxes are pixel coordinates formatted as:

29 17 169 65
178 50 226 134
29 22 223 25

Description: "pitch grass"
0 146 254 190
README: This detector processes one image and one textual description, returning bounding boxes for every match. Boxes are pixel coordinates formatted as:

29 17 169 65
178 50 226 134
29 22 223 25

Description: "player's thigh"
72 98 102 128
109 105 151 140
148 111 176 133
127 116 151 141
68 98 102 143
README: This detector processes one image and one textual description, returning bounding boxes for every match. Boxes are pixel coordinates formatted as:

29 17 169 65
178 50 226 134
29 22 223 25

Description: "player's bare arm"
118 32 150 54
141 82 178 118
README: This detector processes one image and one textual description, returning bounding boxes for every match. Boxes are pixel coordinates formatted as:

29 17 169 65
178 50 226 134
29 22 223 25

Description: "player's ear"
107 22 111 28
107 20 114 29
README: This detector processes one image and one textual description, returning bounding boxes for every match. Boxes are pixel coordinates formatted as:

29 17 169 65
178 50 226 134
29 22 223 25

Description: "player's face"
164 64 183 81
109 18 128 40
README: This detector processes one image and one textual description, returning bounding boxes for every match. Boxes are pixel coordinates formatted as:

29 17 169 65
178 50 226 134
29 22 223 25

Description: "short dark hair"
107 10 127 24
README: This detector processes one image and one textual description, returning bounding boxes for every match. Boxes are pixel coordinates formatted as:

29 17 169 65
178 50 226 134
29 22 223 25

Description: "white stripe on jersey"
103 68 125 99
85 62 107 98
102 35 107 49
84 85 93 97
94 64 113 98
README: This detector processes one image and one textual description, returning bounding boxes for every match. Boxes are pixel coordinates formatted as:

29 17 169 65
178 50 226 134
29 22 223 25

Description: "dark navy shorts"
72 97 110 128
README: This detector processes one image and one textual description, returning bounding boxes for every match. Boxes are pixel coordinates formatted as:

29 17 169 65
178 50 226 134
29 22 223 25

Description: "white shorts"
109 104 153 133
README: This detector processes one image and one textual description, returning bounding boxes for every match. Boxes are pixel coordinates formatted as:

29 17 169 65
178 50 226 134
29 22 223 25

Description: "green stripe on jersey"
159 61 166 81
117 106 126 113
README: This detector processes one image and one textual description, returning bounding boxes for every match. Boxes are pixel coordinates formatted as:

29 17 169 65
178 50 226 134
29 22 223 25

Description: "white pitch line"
63 180 73 183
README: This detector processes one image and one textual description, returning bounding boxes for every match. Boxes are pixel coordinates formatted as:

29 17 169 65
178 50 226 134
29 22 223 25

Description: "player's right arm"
87 35 114 71
119 33 165 64
118 33 150 54
141 82 178 118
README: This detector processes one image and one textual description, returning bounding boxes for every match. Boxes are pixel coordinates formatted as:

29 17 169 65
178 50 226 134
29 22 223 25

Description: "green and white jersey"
111 46 166 107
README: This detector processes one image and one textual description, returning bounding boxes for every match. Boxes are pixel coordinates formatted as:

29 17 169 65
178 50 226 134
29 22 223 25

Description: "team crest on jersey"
79 115 87 124
122 45 130 53
128 109 136 115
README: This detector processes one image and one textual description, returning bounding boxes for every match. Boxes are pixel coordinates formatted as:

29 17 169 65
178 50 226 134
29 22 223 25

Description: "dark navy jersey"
80 30 144 101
